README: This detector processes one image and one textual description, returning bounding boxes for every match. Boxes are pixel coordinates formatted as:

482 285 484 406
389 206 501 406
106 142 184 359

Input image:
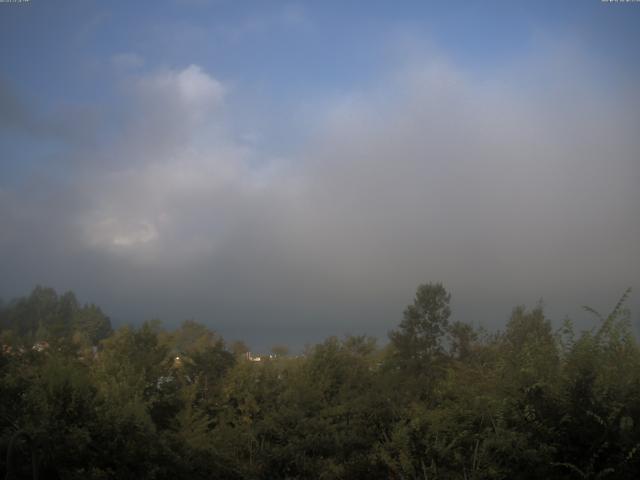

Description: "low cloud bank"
1 43 638 349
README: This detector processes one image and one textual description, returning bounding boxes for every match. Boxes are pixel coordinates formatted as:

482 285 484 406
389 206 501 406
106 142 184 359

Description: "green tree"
387 282 452 403
73 304 112 345
389 282 451 366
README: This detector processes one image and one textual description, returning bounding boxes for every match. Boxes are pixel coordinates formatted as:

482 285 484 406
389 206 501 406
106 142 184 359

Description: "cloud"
129 64 225 137
86 217 158 249
0 44 638 349
291 53 640 310
135 64 224 113
75 65 255 264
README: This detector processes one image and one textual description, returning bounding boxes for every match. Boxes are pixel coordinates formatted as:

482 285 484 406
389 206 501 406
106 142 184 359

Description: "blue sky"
1 1 639 350
3 1 638 136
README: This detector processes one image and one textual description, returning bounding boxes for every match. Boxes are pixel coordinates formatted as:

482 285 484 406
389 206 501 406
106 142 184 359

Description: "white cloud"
134 64 225 125
74 63 284 267
87 217 158 248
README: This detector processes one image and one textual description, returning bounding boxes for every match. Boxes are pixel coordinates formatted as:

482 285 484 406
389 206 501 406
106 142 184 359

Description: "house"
245 352 262 362
32 341 50 352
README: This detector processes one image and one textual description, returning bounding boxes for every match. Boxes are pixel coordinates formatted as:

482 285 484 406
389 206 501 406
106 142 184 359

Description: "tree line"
1 284 639 479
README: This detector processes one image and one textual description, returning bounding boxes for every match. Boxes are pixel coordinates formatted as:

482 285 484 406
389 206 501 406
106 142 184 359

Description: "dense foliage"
1 284 639 479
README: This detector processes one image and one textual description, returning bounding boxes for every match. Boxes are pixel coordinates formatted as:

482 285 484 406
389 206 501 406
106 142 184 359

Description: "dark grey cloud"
1 45 638 351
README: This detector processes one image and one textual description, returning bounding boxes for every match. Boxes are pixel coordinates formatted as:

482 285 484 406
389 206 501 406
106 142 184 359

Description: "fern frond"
626 442 640 461
606 287 632 322
585 409 606 427
551 462 586 478
595 467 615 479
582 305 604 322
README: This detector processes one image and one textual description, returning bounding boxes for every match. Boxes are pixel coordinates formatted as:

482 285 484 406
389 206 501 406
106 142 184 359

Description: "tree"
270 345 289 357
230 340 250 358
161 320 220 355
448 320 477 360
73 303 112 345
388 282 451 374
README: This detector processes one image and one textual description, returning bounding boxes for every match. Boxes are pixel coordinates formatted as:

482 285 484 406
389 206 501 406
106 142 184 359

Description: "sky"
1 0 639 351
